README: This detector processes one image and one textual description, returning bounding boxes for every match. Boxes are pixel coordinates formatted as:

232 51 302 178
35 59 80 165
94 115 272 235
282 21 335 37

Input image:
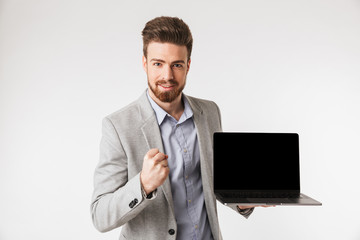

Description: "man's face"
143 42 191 103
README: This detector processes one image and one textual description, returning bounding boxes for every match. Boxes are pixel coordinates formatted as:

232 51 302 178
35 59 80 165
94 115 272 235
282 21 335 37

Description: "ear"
186 58 191 74
142 56 147 73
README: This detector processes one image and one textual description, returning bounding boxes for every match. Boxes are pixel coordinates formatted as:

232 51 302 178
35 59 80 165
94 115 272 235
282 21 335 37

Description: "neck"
148 90 184 121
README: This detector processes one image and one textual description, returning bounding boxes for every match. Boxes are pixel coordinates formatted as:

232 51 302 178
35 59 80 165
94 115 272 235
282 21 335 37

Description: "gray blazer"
91 90 230 239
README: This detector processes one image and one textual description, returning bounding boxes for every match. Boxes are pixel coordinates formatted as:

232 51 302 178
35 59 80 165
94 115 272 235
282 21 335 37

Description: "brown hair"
142 16 193 61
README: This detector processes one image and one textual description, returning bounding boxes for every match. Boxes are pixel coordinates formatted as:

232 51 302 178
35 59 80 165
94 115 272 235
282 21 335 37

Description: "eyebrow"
150 58 186 64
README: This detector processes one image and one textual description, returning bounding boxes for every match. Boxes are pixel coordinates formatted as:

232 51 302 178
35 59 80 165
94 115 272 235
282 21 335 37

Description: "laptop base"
217 193 322 206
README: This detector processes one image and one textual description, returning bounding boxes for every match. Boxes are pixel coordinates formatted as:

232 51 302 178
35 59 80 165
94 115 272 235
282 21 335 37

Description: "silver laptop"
213 132 322 206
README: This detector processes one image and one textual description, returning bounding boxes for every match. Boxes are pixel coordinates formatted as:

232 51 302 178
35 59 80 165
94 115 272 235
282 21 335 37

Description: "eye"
153 62 161 66
173 64 183 68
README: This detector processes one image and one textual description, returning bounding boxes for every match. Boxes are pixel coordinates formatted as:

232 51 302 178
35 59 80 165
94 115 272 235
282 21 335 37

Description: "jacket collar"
137 89 203 123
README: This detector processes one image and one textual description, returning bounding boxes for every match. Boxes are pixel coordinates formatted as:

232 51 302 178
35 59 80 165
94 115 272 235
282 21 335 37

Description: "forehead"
147 42 188 61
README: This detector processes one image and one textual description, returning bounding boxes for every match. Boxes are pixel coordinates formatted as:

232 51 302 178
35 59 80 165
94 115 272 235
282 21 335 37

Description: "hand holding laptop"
237 205 275 210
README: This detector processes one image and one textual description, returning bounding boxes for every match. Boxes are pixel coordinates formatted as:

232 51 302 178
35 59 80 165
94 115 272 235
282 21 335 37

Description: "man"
91 16 258 240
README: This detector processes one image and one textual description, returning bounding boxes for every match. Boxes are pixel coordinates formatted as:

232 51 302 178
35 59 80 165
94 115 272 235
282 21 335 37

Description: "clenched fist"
140 148 170 195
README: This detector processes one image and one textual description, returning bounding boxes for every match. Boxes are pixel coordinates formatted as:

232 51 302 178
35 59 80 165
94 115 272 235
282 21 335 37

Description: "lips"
158 84 176 90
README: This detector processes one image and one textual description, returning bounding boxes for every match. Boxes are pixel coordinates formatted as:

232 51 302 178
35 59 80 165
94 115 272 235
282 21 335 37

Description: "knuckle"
148 159 156 167
153 163 160 171
154 153 166 163
146 148 159 158
151 148 160 154
144 152 151 161
155 152 164 160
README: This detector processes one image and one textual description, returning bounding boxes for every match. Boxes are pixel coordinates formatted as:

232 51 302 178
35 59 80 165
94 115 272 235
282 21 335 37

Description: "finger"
155 158 168 167
153 152 168 163
237 205 255 210
160 159 168 167
145 148 160 160
238 205 274 209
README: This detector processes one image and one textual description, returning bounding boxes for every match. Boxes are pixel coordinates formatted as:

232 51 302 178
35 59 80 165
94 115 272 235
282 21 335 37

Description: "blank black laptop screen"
213 132 300 191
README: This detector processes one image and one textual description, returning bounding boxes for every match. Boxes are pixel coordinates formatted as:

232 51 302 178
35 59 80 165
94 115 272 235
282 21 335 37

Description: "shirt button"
185 175 188 179
168 229 175 235
188 199 191 203
183 149 187 153
195 225 198 229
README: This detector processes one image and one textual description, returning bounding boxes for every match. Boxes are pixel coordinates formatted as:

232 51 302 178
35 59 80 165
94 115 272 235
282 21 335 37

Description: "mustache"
156 80 178 86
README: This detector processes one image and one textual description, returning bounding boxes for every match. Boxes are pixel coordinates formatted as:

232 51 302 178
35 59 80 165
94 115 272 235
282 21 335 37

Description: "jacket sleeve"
91 117 154 232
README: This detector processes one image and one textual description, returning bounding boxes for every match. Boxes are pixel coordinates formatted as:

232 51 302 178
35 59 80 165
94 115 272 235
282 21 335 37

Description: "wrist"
141 186 153 199
140 172 153 195
140 178 154 199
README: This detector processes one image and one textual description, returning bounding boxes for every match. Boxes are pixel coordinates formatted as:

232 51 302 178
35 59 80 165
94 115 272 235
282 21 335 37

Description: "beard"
148 79 185 103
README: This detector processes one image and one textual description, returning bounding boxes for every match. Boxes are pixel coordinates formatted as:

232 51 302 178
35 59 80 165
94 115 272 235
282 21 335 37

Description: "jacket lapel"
185 95 220 239
184 95 213 193
138 90 175 218
138 90 219 238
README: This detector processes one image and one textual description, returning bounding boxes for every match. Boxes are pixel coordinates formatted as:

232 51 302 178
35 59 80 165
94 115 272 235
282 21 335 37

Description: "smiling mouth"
158 84 175 90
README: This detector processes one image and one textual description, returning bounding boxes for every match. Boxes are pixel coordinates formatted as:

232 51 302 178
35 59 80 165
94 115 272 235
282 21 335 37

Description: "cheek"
174 71 187 81
147 69 157 80
147 70 163 85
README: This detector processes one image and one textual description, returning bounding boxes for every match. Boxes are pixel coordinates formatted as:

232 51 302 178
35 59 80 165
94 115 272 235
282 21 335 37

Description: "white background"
1 0 359 239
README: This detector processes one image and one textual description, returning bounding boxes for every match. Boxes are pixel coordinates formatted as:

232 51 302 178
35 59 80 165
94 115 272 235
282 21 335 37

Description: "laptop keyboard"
220 192 300 198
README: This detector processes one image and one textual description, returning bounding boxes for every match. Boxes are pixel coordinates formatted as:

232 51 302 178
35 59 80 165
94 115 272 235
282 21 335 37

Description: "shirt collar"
146 89 193 125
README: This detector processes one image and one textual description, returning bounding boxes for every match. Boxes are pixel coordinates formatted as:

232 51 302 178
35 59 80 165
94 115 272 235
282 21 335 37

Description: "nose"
162 65 174 80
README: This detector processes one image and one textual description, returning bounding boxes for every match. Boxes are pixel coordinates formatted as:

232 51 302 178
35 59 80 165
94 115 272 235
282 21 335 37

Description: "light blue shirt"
147 90 213 240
